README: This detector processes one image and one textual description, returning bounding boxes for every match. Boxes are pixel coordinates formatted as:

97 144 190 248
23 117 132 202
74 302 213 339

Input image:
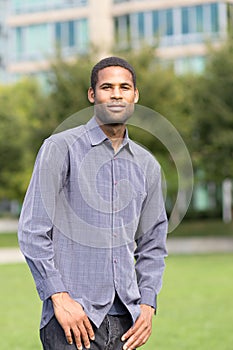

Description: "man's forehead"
97 66 134 83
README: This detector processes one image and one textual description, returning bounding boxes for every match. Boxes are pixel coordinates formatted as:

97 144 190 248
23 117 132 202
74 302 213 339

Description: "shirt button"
114 258 117 264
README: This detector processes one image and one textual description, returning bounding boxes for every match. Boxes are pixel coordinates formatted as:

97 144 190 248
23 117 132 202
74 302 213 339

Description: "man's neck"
96 118 126 153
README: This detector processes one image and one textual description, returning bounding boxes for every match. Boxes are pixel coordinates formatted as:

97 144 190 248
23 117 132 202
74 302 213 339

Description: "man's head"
90 56 137 92
88 56 139 125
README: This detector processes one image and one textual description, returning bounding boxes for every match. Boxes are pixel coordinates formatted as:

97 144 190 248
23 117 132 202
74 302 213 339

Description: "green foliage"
191 37 233 181
0 79 43 200
47 52 94 123
1 39 233 203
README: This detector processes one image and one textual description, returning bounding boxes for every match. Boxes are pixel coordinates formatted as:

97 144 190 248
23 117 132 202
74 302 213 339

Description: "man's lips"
107 104 126 112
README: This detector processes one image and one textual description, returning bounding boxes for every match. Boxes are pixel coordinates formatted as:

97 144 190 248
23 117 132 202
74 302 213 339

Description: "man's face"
88 66 139 125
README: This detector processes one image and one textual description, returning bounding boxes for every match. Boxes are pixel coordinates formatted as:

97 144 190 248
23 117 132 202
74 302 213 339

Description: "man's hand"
51 292 95 350
121 304 155 350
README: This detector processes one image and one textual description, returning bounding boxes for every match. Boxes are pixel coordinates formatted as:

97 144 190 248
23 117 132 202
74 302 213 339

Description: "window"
26 24 50 56
152 10 159 35
12 0 88 14
55 22 62 44
166 9 173 36
175 56 205 75
196 5 204 32
211 3 219 32
182 7 189 34
114 15 130 47
55 20 86 49
138 12 144 38
15 27 23 58
68 21 75 47
77 18 89 52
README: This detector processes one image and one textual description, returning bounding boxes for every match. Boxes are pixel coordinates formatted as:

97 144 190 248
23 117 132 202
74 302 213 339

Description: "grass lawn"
0 232 19 247
0 254 232 350
171 219 233 237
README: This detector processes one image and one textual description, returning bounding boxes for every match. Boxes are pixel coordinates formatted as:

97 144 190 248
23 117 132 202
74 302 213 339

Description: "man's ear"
134 88 139 103
88 87 95 104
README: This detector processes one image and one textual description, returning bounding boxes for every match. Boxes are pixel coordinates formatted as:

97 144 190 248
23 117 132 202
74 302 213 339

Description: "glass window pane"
55 22 61 44
152 10 159 35
196 5 204 32
211 3 219 32
182 7 189 34
27 24 49 55
77 18 88 52
114 17 119 44
69 21 75 47
166 9 173 35
16 27 23 56
138 12 144 38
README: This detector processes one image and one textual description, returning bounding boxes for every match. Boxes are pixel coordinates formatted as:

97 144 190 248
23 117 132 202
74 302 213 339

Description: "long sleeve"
18 139 68 301
134 166 168 310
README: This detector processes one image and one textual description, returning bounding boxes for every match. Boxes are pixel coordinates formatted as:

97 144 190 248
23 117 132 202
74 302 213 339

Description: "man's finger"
78 322 91 349
84 318 95 341
123 328 149 350
72 326 82 350
121 316 143 341
64 327 73 345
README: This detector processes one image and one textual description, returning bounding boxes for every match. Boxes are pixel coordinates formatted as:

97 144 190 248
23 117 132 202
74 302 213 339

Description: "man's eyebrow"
121 82 133 87
100 82 112 87
99 82 133 87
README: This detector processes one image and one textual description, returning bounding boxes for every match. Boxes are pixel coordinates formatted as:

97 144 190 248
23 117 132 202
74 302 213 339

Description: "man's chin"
95 104 134 126
96 114 130 126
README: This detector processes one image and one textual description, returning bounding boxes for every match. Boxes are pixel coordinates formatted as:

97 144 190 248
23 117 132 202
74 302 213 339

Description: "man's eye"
102 86 111 90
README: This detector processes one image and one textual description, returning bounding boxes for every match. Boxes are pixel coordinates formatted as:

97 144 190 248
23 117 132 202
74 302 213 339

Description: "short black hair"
91 56 136 91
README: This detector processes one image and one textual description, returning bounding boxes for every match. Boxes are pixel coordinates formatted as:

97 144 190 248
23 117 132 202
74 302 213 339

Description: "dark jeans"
40 314 134 350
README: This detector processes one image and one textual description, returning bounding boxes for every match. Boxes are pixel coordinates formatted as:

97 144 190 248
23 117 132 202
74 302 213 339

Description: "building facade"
1 0 233 82
0 0 10 82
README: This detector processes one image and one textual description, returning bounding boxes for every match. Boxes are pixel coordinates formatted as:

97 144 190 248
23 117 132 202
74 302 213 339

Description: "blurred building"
0 0 9 82
1 0 233 83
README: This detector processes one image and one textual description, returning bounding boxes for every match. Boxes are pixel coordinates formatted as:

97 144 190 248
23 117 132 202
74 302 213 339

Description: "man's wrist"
51 291 69 304
140 303 156 315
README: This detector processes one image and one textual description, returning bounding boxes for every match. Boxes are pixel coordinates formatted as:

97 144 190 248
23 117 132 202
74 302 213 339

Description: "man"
18 56 168 350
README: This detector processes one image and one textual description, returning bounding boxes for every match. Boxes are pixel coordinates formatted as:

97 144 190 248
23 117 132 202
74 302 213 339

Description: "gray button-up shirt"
18 116 168 329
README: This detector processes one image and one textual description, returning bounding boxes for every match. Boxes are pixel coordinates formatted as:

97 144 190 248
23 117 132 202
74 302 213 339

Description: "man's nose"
111 87 122 99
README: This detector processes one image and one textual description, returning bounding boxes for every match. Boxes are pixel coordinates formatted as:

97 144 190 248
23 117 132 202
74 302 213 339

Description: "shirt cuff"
140 289 157 310
36 275 67 301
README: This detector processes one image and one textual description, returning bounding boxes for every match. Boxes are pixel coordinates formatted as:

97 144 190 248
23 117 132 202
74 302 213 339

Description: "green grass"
146 254 233 350
170 219 233 237
0 254 233 350
0 233 19 247
0 263 41 349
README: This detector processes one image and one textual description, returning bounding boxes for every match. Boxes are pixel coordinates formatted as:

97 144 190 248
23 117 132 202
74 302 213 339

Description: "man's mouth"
107 104 126 112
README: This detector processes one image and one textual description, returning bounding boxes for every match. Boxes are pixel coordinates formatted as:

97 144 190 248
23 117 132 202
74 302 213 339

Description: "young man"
18 57 168 350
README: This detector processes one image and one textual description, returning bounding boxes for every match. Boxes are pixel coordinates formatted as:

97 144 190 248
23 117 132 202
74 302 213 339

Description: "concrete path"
0 247 25 264
167 236 233 254
0 219 232 264
0 237 233 265
0 218 18 233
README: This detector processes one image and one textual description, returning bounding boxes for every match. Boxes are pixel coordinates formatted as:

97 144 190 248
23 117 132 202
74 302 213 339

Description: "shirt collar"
86 116 108 146
86 117 134 155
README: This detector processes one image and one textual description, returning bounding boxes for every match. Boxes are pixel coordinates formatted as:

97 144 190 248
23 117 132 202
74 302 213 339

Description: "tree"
191 36 233 182
0 79 44 201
